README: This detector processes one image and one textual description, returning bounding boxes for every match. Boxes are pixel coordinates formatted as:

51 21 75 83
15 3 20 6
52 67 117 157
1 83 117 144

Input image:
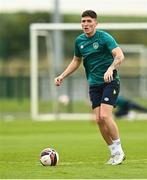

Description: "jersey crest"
93 42 99 49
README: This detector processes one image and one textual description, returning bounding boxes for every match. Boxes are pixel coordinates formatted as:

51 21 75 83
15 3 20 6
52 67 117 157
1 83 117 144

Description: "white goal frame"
30 23 147 121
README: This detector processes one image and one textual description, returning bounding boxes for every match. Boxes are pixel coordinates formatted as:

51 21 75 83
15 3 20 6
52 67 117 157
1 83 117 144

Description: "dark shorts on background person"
89 80 120 109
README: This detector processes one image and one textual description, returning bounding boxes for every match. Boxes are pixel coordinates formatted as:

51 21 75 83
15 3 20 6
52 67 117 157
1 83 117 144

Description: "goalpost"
30 23 147 121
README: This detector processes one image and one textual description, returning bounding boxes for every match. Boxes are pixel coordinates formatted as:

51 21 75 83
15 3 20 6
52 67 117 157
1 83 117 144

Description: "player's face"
81 16 97 37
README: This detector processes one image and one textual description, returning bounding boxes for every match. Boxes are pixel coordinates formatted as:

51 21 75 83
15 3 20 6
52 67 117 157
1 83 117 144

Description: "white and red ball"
40 148 59 166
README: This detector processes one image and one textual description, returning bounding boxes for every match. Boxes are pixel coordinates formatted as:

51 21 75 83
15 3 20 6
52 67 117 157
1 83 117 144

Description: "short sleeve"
74 38 82 57
103 32 118 51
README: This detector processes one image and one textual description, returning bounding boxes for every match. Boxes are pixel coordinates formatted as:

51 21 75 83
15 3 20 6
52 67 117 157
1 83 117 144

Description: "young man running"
54 10 125 165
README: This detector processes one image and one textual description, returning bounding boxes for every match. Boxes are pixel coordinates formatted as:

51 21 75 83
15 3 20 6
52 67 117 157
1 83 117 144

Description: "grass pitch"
0 119 147 179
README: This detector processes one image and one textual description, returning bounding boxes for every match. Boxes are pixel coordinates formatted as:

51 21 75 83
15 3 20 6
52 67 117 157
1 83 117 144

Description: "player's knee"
95 116 104 124
99 112 109 122
95 116 100 123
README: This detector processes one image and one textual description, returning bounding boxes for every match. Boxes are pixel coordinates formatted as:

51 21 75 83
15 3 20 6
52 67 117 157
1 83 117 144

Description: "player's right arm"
54 56 81 86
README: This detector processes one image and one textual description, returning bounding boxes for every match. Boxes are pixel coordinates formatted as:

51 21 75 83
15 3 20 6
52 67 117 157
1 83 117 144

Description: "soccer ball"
40 148 59 166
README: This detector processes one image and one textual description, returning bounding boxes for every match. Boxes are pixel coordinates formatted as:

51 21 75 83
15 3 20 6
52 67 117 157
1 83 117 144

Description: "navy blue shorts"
89 80 120 109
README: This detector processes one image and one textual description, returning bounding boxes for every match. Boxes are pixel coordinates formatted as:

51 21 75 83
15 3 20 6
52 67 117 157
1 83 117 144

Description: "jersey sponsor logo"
93 42 99 49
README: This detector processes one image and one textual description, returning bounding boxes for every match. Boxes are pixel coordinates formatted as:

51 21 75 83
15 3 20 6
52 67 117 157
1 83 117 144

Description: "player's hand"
54 75 64 86
104 67 113 83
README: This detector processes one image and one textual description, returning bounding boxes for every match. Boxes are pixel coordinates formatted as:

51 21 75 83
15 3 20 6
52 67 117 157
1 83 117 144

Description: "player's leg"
89 85 114 145
129 101 147 112
100 103 125 165
93 106 115 165
89 85 115 162
100 104 119 140
89 83 125 165
93 106 113 145
94 104 125 165
100 81 125 165
100 103 123 152
115 104 129 117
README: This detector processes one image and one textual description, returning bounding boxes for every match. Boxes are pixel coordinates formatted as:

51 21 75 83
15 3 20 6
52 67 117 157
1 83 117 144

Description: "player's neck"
85 29 96 37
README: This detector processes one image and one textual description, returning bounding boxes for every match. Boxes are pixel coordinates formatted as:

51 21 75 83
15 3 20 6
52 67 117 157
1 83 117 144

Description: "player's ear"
95 20 98 27
94 19 98 24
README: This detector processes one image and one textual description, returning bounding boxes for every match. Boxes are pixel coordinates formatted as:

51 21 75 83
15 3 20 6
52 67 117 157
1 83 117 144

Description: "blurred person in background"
54 10 125 165
115 96 147 118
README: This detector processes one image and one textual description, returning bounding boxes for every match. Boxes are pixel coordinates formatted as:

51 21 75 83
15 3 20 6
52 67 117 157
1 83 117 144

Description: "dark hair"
82 10 97 19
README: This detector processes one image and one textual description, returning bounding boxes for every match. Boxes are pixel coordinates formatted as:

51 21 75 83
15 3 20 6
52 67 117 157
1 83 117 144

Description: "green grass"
1 98 147 114
0 119 147 179
0 99 91 114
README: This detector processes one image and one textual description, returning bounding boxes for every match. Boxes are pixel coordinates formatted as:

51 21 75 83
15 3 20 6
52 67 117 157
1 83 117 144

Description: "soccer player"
115 95 147 118
54 10 125 165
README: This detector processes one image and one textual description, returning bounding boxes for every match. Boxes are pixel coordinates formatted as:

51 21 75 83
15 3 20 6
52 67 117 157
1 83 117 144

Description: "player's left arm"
104 47 124 83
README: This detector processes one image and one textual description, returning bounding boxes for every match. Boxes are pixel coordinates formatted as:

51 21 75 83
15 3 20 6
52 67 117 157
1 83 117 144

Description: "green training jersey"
74 30 120 86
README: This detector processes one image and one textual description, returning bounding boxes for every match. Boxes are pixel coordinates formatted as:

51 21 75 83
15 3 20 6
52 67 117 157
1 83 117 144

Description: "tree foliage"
0 13 147 61
0 12 51 60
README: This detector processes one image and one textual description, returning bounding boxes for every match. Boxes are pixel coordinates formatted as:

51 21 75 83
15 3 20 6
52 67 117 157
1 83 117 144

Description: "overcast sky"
0 0 147 15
